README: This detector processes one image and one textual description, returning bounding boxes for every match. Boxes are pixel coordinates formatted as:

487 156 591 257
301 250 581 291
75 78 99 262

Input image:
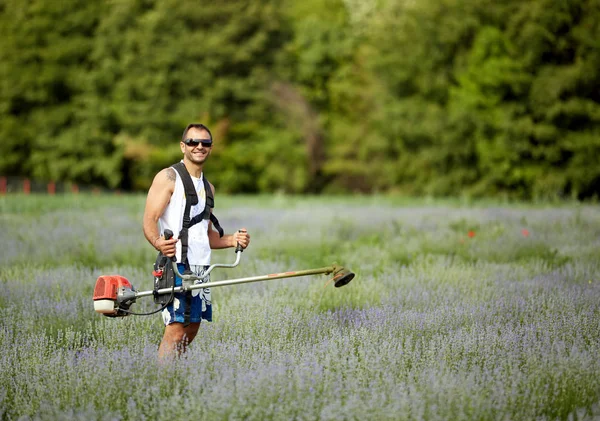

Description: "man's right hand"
155 235 178 258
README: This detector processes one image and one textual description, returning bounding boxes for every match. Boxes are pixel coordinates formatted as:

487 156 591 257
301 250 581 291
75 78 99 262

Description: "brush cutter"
93 234 355 317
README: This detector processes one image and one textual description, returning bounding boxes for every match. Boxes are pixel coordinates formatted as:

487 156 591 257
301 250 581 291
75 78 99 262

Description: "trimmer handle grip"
162 229 176 262
235 229 245 253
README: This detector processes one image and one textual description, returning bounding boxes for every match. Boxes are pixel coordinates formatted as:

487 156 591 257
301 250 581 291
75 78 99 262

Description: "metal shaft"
135 265 340 299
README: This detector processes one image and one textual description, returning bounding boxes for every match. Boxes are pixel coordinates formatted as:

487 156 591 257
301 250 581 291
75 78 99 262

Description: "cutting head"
332 268 355 287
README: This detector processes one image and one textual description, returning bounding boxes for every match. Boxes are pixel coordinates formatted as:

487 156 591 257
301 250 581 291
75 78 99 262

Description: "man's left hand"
233 228 250 249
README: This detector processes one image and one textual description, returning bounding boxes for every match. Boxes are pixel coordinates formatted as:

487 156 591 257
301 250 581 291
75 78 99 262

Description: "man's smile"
192 148 208 156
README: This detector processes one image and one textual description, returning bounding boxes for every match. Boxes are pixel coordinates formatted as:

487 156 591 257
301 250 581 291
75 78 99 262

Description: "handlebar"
171 248 243 282
161 228 244 283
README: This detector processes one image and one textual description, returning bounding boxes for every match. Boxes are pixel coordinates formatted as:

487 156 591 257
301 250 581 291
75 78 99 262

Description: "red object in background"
23 179 30 194
48 181 56 195
71 184 79 194
467 230 476 238
0 177 6 194
521 229 530 237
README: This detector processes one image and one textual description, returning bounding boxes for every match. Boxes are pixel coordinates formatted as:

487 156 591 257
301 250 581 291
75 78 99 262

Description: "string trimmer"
93 231 355 317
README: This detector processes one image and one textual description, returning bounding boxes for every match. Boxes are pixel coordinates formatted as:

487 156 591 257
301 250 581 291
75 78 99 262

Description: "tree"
0 0 122 186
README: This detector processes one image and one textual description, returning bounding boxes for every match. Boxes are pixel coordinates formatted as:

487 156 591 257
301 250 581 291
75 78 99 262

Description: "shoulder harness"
152 162 223 326
171 161 224 268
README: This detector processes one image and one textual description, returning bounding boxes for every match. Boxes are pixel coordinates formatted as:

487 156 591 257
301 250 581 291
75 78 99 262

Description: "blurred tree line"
1 0 599 199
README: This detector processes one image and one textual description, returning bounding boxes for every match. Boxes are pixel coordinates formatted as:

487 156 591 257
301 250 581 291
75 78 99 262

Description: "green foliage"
0 0 599 198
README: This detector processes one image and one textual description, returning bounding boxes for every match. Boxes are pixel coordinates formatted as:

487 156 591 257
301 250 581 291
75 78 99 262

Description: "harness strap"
170 162 222 327
184 291 192 327
171 162 198 266
184 170 223 237
210 214 224 238
201 176 214 219
189 212 224 238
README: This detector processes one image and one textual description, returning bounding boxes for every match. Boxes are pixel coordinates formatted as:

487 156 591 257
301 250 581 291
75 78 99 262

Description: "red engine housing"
94 275 132 301
93 275 134 316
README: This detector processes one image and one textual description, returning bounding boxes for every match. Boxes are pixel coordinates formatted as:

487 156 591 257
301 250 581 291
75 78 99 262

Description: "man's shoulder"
206 179 215 195
151 167 177 190
154 167 176 181
164 167 176 182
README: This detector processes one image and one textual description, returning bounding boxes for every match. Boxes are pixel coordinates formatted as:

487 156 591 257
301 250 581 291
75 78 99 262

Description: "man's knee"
183 322 201 342
164 322 200 344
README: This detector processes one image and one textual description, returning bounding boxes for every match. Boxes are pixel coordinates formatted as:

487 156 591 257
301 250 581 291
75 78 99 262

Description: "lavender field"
1 194 599 420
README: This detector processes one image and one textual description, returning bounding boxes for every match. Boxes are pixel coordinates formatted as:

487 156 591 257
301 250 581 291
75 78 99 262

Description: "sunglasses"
183 138 212 147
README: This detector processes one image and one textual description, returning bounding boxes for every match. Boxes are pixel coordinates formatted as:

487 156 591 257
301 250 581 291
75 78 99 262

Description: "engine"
93 275 136 317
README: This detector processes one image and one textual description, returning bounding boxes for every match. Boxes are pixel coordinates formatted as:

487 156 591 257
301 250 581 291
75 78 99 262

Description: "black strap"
172 162 198 265
210 214 224 238
181 266 194 326
184 291 192 327
170 162 223 327
186 171 224 237
189 210 224 238
201 176 214 220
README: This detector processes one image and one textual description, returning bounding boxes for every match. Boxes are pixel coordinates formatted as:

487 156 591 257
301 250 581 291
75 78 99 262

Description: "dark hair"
182 123 212 141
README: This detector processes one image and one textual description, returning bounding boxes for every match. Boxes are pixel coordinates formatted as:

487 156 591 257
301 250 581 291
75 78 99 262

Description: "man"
143 123 250 358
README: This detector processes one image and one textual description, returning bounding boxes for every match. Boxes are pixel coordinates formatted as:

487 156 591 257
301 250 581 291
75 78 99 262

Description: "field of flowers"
1 194 599 420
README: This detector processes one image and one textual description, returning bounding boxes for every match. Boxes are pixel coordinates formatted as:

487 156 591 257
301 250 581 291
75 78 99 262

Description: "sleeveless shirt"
158 167 211 265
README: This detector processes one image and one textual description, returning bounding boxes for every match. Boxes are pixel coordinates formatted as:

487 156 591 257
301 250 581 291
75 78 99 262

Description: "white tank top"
158 166 211 265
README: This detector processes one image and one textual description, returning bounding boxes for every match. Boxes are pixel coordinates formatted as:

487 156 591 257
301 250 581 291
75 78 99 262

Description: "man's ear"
180 142 186 154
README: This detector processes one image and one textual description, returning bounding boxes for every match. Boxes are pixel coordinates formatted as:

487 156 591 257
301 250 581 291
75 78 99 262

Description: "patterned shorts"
161 264 212 325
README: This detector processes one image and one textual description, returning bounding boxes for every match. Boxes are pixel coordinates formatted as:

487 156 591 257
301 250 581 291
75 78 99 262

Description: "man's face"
181 128 212 165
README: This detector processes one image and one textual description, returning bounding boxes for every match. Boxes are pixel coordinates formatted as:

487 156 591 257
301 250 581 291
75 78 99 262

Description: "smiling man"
142 123 250 358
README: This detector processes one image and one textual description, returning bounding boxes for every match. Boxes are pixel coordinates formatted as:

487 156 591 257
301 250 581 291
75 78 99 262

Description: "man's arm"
208 224 249 249
206 182 250 249
142 168 178 256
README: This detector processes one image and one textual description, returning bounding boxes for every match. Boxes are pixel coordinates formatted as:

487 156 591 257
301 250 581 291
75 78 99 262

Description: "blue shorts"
161 264 212 325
